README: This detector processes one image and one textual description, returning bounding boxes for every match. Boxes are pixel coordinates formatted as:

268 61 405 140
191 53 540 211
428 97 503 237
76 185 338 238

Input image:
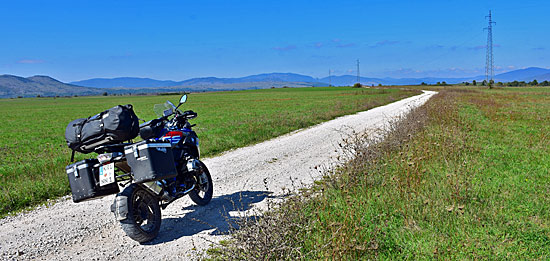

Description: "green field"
213 87 550 259
0 87 419 217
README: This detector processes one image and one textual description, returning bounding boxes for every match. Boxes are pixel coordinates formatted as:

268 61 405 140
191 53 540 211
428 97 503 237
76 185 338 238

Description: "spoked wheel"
119 184 161 243
189 160 213 206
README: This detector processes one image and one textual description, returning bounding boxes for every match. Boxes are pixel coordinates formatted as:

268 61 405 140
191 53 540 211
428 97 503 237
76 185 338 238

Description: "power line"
485 10 496 82
356 59 360 84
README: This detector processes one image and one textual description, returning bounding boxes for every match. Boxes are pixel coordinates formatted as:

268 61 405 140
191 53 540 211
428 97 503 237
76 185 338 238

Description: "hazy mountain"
238 73 317 83
176 73 324 88
320 75 472 86
323 68 550 85
530 73 550 81
72 73 322 88
0 75 103 98
71 77 180 88
4 67 550 98
71 69 550 90
493 67 550 82
321 75 380 86
149 81 321 91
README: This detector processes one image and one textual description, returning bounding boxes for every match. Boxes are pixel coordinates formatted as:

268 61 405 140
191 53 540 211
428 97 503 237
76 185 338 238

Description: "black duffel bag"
65 104 139 153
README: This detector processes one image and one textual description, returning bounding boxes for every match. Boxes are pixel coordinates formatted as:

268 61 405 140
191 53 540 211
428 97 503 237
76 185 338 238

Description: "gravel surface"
0 91 435 260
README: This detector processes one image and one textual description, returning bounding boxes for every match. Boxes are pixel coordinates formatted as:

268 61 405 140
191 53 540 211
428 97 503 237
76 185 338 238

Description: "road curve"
0 90 436 260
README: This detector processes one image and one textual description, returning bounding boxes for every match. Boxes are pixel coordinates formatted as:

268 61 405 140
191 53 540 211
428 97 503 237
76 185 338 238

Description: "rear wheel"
119 184 161 243
189 161 213 206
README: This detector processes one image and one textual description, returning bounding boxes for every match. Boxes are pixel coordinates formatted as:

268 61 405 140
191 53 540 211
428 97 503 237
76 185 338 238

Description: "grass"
0 87 419 217
213 86 550 259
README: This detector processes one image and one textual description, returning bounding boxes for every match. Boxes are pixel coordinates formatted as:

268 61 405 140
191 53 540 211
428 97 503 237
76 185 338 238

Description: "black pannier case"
124 141 178 183
65 159 120 203
65 104 139 154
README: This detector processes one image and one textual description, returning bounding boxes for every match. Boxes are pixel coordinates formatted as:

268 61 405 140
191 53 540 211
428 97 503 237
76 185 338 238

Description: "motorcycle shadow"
145 190 277 245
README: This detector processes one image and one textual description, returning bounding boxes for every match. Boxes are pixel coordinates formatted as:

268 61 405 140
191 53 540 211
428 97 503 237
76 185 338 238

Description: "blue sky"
0 0 548 82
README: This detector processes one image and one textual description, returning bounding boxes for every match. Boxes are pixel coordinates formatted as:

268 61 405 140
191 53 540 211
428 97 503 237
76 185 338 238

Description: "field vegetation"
0 87 419 217
212 86 550 259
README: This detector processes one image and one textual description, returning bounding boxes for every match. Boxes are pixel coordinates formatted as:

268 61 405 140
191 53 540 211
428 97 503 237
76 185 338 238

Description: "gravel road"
0 90 436 260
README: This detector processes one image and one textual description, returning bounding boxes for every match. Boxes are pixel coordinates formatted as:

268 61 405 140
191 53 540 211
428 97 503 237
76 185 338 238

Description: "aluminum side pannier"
66 159 120 202
124 140 178 183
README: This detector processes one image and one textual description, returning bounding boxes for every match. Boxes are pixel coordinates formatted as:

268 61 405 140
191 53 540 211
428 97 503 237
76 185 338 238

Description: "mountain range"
0 75 103 98
72 67 550 89
71 73 325 88
1 67 549 98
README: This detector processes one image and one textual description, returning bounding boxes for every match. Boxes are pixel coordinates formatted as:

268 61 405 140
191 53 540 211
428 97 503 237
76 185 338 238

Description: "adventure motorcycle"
65 94 213 243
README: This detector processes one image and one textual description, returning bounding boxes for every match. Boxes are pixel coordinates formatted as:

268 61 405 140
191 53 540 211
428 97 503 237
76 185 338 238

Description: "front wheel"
189 161 213 206
118 184 162 243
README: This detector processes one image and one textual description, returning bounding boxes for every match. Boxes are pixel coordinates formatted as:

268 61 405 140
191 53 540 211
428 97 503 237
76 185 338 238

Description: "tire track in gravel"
0 91 436 260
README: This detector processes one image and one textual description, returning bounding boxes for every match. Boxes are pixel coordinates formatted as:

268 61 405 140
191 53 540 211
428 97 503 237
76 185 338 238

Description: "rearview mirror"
180 94 188 104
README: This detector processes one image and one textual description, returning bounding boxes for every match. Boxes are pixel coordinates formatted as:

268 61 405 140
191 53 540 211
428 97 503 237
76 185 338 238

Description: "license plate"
99 163 115 186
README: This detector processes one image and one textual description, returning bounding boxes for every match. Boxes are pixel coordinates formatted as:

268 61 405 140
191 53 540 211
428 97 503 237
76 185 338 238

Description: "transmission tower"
356 59 360 84
485 10 496 82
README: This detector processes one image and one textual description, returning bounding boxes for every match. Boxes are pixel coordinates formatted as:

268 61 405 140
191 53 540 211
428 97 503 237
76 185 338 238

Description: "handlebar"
181 110 197 119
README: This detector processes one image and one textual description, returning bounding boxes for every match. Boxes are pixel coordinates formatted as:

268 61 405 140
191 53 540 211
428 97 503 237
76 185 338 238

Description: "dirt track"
0 91 436 260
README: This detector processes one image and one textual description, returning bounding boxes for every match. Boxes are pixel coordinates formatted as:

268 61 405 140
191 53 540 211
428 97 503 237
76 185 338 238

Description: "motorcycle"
93 94 213 243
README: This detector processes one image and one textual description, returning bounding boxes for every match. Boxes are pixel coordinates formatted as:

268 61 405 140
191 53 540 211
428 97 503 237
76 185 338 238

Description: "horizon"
1 0 548 82
5 66 549 83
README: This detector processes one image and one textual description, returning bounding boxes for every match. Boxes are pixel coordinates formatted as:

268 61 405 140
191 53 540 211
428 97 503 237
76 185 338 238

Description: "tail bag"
65 104 139 154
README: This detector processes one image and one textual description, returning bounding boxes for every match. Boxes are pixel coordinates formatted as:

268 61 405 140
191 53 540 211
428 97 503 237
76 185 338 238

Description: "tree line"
420 79 550 87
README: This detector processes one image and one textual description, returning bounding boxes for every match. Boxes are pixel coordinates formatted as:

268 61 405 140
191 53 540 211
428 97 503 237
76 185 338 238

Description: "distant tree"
17 96 23 98
36 94 41 98
482 80 487 86
530 79 539 86
520 81 527 87
436 81 441 86
441 81 447 86
497 82 503 86
421 82 427 86
353 83 362 88
102 92 108 96
508 80 520 87
378 83 383 87
472 80 477 86
464 82 470 86
488 80 494 89
542 80 550 86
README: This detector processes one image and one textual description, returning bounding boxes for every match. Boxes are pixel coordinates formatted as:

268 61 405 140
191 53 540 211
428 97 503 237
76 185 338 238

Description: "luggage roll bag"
65 104 140 157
